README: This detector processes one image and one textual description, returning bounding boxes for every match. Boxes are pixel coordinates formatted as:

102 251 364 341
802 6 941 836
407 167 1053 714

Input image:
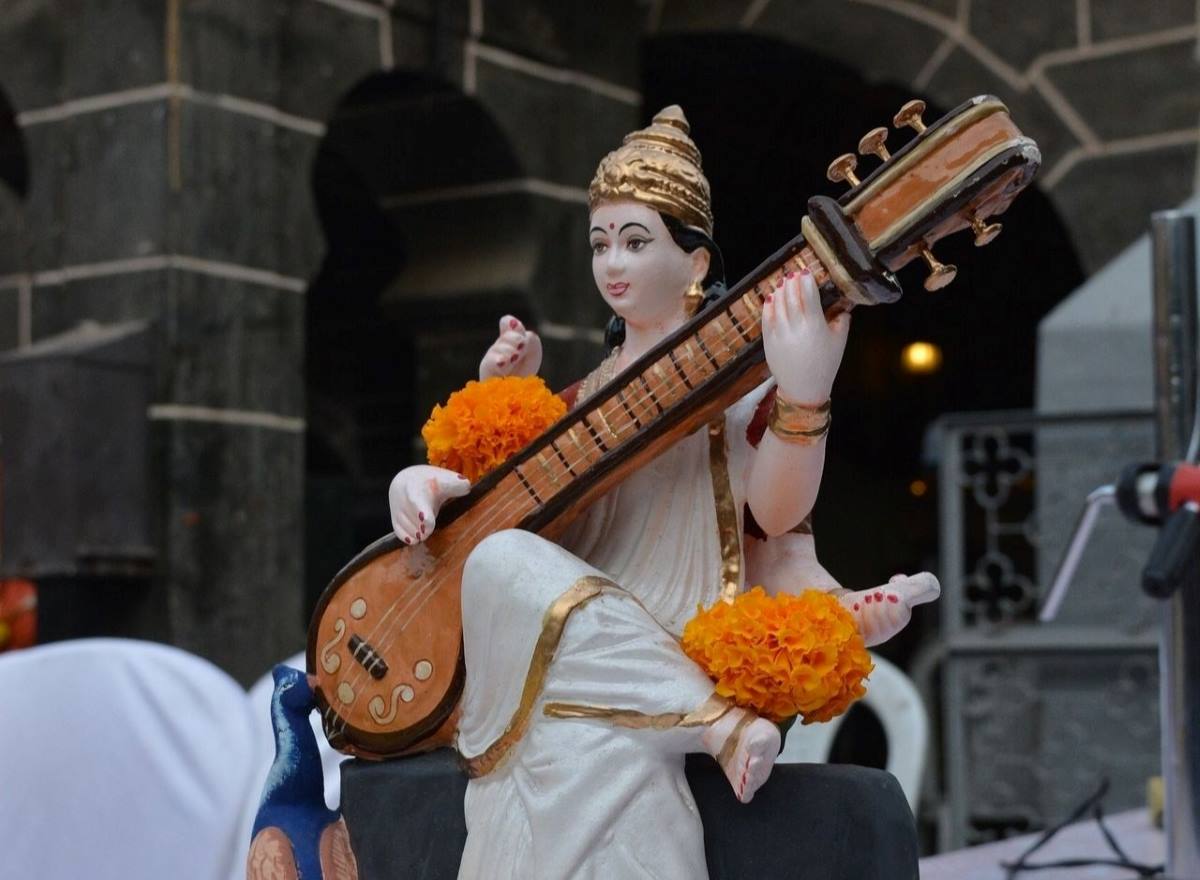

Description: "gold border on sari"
715 711 756 768
542 692 733 730
708 420 742 603
461 575 612 778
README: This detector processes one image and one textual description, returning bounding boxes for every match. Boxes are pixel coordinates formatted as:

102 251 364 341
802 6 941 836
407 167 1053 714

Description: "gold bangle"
768 394 831 445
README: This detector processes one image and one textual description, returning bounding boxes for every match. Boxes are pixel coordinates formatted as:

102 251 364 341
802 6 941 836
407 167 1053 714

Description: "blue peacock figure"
247 664 359 880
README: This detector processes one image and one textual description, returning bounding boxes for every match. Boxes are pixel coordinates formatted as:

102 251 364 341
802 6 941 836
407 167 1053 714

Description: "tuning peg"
858 127 891 161
970 215 1002 246
827 153 861 188
921 248 957 291
894 99 927 134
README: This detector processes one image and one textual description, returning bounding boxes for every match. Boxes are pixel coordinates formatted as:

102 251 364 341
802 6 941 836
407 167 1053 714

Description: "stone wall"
0 2 308 681
0 1 643 681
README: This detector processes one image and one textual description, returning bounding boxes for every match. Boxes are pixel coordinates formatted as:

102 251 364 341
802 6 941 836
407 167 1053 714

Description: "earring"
683 280 704 316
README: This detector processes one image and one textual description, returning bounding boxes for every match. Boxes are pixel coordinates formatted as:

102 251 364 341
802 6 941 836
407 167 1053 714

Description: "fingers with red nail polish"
481 314 543 379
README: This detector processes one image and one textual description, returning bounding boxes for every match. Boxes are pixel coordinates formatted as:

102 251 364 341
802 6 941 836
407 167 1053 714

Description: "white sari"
454 378 772 880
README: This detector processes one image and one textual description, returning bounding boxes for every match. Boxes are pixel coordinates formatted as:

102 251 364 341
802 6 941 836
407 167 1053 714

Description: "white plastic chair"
0 638 260 880
776 652 929 811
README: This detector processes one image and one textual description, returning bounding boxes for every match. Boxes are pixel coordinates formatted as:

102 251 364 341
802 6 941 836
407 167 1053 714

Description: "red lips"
607 282 629 296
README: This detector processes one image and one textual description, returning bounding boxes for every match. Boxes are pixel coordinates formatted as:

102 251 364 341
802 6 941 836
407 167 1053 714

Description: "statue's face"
589 200 705 329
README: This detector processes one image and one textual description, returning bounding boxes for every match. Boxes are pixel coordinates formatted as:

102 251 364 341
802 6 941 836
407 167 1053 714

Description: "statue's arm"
744 270 850 535
746 530 843 595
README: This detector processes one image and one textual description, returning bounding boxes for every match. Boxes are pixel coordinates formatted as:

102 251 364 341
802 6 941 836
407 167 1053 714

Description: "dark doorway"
0 87 28 201
641 32 1084 623
0 85 29 354
305 71 533 620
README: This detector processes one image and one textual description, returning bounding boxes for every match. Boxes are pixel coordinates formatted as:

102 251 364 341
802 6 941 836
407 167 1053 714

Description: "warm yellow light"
909 479 928 497
901 341 943 374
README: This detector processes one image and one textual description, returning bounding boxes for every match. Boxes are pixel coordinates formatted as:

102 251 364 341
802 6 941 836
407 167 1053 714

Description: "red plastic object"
0 578 37 652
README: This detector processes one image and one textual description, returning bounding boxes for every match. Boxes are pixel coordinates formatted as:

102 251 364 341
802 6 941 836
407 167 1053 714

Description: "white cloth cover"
0 638 260 880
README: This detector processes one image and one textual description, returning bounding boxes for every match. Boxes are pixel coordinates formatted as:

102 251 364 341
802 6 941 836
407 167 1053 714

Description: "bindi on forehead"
609 223 615 230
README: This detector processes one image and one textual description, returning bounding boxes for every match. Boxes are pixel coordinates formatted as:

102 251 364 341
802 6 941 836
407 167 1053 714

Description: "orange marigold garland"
422 375 567 484
681 586 873 724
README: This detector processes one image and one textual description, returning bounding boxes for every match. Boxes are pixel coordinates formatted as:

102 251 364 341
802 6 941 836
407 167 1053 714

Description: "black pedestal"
341 750 918 879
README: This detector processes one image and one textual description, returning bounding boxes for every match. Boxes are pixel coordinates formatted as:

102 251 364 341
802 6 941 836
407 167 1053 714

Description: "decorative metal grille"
958 426 1038 627
935 410 1161 849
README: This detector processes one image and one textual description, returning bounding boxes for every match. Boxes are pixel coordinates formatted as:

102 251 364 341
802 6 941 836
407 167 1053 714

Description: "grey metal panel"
936 410 1161 848
950 652 1159 844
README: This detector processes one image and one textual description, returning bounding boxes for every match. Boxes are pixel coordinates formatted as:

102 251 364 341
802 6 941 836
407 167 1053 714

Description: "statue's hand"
479 315 543 380
388 465 470 545
761 269 850 404
838 572 940 647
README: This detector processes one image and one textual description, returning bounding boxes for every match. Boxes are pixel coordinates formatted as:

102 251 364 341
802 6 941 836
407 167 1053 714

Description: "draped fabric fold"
457 542 726 879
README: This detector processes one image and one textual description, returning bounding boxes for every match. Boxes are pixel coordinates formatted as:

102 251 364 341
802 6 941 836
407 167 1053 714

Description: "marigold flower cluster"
422 375 567 483
681 586 873 724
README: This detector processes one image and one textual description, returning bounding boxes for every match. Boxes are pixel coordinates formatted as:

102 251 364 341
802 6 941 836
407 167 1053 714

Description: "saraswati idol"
309 97 1039 878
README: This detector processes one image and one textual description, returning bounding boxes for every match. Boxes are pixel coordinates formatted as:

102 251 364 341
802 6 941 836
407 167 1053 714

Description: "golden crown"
588 105 714 237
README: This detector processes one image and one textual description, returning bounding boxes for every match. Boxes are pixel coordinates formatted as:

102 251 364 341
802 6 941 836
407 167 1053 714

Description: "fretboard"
448 231 841 540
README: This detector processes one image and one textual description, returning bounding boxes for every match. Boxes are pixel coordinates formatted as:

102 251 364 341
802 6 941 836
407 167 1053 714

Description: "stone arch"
304 70 538 610
659 1 1082 178
658 0 1199 273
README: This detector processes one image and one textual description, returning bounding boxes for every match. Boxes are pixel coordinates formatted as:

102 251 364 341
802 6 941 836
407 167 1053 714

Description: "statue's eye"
591 241 608 255
627 238 649 252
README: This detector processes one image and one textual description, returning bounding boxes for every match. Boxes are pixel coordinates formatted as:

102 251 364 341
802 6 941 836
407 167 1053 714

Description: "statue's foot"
838 571 940 647
702 708 780 803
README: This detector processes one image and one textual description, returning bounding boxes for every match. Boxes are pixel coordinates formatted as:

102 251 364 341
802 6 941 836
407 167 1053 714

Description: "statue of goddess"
387 106 935 879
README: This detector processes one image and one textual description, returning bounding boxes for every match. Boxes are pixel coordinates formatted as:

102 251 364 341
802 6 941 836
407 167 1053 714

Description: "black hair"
604 212 727 352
